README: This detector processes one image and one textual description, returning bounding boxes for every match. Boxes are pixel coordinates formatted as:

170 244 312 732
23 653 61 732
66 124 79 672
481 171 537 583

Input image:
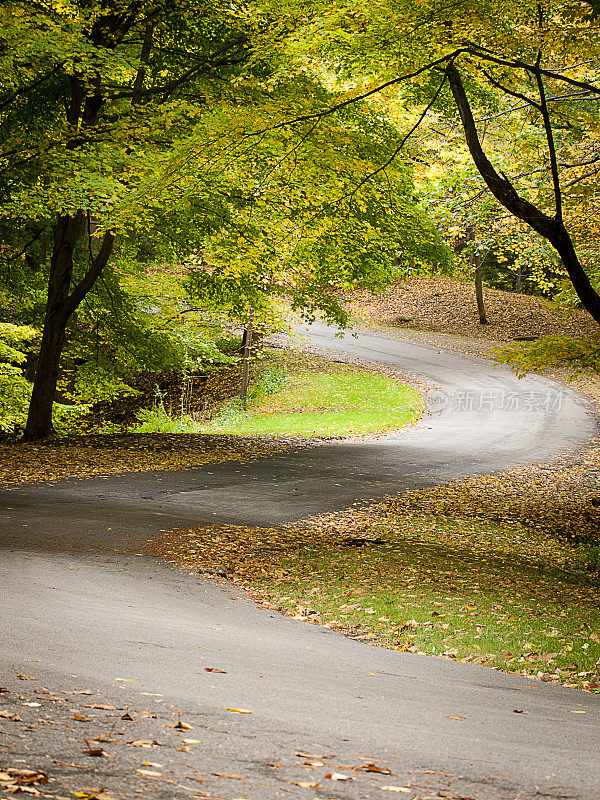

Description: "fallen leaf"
16 675 37 681
443 715 465 721
167 720 193 730
72 713 92 722
291 781 319 788
0 711 22 721
359 763 392 774
127 740 161 748
82 704 117 710
211 773 246 780
121 712 134 721
225 707 252 714
381 788 412 794
204 668 227 673
324 772 352 781
84 741 109 758
4 769 48 785
135 769 162 777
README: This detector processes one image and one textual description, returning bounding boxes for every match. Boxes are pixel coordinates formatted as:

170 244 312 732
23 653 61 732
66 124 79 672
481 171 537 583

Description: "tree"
418 127 565 300
268 0 600 324
1 1 260 439
0 323 38 432
445 59 600 323
1 1 446 438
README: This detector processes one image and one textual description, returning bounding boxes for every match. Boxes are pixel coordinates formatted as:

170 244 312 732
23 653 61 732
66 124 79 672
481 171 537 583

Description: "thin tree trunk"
515 264 522 293
240 304 254 410
474 255 488 324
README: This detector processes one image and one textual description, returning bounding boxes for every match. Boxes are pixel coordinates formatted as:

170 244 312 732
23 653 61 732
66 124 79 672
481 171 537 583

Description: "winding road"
1 323 599 800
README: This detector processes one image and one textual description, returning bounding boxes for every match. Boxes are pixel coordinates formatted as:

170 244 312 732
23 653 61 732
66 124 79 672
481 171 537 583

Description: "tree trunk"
22 214 114 441
22 318 67 441
548 222 600 322
23 214 83 440
240 304 254 410
515 264 522 293
474 256 488 324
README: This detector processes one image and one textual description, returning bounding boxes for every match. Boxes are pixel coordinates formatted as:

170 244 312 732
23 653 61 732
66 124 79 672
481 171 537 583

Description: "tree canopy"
0 0 446 439
2 0 600 438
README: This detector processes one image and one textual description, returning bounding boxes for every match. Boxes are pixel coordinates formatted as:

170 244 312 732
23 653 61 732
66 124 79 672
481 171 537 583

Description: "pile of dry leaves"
0 433 315 486
346 276 598 342
388 445 600 544
0 767 49 796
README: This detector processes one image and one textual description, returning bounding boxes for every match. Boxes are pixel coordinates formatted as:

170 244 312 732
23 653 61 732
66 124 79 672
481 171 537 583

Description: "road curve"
1 323 599 800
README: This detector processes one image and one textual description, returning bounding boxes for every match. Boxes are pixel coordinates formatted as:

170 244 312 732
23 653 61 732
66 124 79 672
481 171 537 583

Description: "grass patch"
202 353 423 437
149 506 600 693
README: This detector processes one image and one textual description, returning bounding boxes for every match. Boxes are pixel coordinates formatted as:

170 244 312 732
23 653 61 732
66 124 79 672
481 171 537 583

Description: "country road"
1 323 599 800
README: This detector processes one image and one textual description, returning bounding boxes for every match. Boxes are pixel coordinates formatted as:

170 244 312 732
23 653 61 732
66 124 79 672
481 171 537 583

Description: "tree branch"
481 69 541 110
534 63 563 220
132 17 156 105
0 65 61 113
466 46 600 97
446 62 553 238
241 51 463 139
62 230 116 321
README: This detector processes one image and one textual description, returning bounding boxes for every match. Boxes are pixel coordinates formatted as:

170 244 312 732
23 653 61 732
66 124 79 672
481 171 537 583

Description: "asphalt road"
1 323 599 800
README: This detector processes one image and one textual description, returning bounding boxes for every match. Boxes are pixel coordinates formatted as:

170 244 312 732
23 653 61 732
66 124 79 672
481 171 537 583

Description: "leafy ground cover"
346 275 598 343
0 433 314 487
202 351 423 437
149 448 600 693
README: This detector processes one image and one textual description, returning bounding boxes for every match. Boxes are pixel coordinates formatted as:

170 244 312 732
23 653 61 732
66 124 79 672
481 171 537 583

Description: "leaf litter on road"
0 433 323 487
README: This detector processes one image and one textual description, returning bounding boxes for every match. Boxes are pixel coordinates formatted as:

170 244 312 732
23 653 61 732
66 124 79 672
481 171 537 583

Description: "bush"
0 323 37 433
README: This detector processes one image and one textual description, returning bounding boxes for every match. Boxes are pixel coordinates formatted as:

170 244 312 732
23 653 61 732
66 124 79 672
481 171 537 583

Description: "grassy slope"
202 353 423 437
150 506 600 693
